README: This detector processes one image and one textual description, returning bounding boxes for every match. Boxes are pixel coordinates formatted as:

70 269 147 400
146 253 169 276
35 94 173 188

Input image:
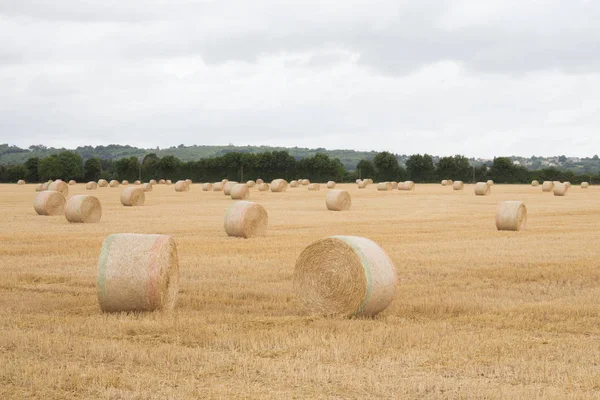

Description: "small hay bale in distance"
49 180 69 196
65 195 102 223
159 179 166 184
293 236 398 317
35 183 43 192
377 182 392 191
142 183 153 192
390 181 398 190
134 180 141 185
258 183 270 191
326 190 351 211
230 184 250 200
290 180 299 188
487 180 494 186
97 233 179 313
223 181 238 195
98 179 108 187
365 179 374 185
441 180 449 186
185 179 192 185
120 187 145 206
256 178 264 185
453 181 464 191
496 201 527 231
202 183 213 191
553 183 568 196
474 182 491 196
402 181 415 191
308 183 321 191
224 201 268 238
246 180 255 188
213 182 224 191
581 182 590 188
86 181 98 190
301 179 310 186
34 190 66 216
531 180 539 187
326 181 336 189
68 180 76 185
175 180 190 192
564 181 571 188
17 179 26 185
355 179 362 184
109 180 120 188
149 179 157 185
271 179 288 192
448 180 454 185
41 182 51 191
166 180 172 185
121 180 129 185
357 180 368 189
542 181 554 192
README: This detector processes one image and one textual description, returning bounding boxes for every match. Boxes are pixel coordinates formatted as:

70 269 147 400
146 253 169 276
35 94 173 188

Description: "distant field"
0 183 599 399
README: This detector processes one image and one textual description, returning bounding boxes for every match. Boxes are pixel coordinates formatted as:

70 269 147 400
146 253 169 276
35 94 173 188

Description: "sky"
1 0 599 158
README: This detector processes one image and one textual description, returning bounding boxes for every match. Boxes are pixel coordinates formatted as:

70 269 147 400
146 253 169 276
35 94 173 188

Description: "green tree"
406 154 436 182
297 153 345 182
158 155 181 179
6 165 27 182
57 151 83 180
38 155 61 180
24 157 39 182
142 153 160 179
114 156 140 181
436 155 472 182
373 152 404 181
84 158 102 181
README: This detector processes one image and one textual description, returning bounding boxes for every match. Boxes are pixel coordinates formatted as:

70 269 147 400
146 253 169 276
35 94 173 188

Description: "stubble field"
0 183 599 399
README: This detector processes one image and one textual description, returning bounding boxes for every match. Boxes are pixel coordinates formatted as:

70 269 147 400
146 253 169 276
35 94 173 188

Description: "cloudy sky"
1 0 599 157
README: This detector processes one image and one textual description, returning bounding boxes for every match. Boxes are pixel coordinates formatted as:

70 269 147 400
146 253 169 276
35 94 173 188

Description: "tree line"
0 150 597 184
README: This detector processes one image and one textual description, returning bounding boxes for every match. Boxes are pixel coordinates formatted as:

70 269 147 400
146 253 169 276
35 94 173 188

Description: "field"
0 183 599 399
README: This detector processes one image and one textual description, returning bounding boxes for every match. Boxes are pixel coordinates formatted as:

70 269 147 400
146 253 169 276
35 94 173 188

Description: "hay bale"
120 180 128 185
293 236 398 317
542 181 554 192
221 179 229 185
120 187 145 206
98 179 108 187
149 179 157 185
581 182 590 188
308 183 321 191
358 180 368 189
453 181 464 191
553 183 568 196
258 183 270 191
223 181 239 196
34 191 66 216
134 180 141 185
256 179 264 185
474 182 491 196
202 183 213 191
496 201 527 231
564 181 571 188
441 180 449 186
355 179 362 184
65 195 102 223
390 181 398 190
246 180 256 188
327 181 336 189
301 179 310 186
531 180 539 187
326 190 351 211
97 233 179 313
35 183 43 192
365 179 374 185
213 182 224 191
224 201 268 238
448 180 454 185
159 179 166 184
41 182 51 191
175 180 190 192
486 180 494 186
166 180 172 185
230 184 250 200
271 179 288 192
109 180 120 188
185 179 192 185
86 181 98 190
17 179 26 185
290 180 299 188
49 180 69 196
141 183 153 192
403 181 415 191
377 182 392 191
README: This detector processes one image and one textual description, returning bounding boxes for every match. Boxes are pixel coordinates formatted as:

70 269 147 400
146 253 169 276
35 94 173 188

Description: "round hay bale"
365 179 374 185
581 182 590 188
258 183 270 191
355 179 362 184
49 180 69 196
293 236 398 317
358 180 368 189
65 195 102 223
86 181 98 190
185 179 192 185
224 201 268 238
121 180 129 185
246 180 256 188
175 180 190 192
486 180 494 186
390 181 398 190
120 187 145 206
531 180 539 187
327 181 336 189
221 179 229 185
326 190 351 211
553 181 561 185
290 180 299 188
474 182 491 196
98 179 108 187
142 183 153 192
403 181 415 191
17 179 26 185
308 183 321 191
149 179 157 185
301 179 310 186
224 181 239 196
230 184 250 200
377 182 391 191
453 181 464 191
202 183 213 191
166 180 172 185
109 180 120 188
134 180 141 185
159 179 166 184
496 201 527 231
213 182 224 191
441 180 449 186
97 233 179 313
41 182 51 191
448 180 454 185
271 179 288 192
542 181 554 192
256 179 264 185
564 181 571 188
553 183 568 196
34 190 66 216
35 183 44 192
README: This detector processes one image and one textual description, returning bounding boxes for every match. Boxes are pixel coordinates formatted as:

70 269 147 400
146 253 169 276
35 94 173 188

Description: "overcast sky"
1 1 599 157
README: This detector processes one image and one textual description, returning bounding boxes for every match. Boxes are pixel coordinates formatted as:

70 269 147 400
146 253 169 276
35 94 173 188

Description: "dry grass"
0 183 599 399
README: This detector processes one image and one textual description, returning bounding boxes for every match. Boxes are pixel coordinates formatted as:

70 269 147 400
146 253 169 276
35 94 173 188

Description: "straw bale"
542 181 554 192
487 180 494 186
175 180 190 192
41 182 51 191
86 181 98 190
327 181 336 189
453 181 464 190
142 183 153 192
121 180 129 185
553 183 568 196
224 201 268 238
377 182 392 191
256 179 264 185
290 180 299 188
246 180 256 188
166 180 172 185
109 180 120 188
185 179 192 185
34 190 66 216
98 179 108 187
441 180 449 186
213 182 224 191
35 183 43 192
474 182 491 196
581 182 589 188
258 183 270 191
390 181 398 190
202 183 213 191
564 181 571 188
134 180 141 185
326 190 351 211
358 180 368 189
224 181 239 196
302 179 310 186
230 184 250 200
65 195 102 223
531 180 539 187
49 180 69 196
496 201 527 231
271 179 288 192
17 179 26 185
120 187 145 206
149 179 157 185
308 183 321 191
159 179 166 184
403 181 415 191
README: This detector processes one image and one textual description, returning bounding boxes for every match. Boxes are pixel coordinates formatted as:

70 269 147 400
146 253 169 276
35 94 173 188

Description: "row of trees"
0 151 596 184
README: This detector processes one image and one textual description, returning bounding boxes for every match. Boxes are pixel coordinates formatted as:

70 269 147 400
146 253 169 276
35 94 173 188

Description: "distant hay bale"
308 183 321 191
453 181 464 191
441 180 449 186
149 179 157 185
109 180 120 188
448 180 454 185
221 179 229 185
246 180 256 188
293 236 398 317
213 182 224 191
302 179 310 186
564 181 571 188
120 187 145 206
531 180 540 187
202 183 213 191
581 182 590 188
223 181 239 195
355 179 362 184
134 180 141 185
35 183 43 192
496 201 527 231
327 181 336 189
34 191 66 216
486 180 494 186
159 179 166 184
98 179 108 187
224 201 268 238
142 183 153 192
166 180 172 185
121 180 129 185
290 180 299 188
390 181 398 190
357 180 368 189
377 182 392 191
17 179 26 185
403 181 415 191
41 182 51 190
365 179 374 185
271 179 288 192
553 183 568 196
230 184 250 200
553 181 560 185
97 233 179 313
474 182 491 196
175 180 190 192
49 180 69 196
185 179 192 185
258 183 270 191
86 181 98 190
256 179 264 185
65 195 102 223
326 190 351 211
542 181 554 192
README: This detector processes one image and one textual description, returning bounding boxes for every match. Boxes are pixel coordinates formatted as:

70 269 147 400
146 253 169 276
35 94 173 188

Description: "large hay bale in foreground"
98 179 108 187
202 183 213 191
581 182 590 188
246 180 255 188
120 187 145 206
34 191 66 216
358 180 368 189
121 180 129 185
271 179 288 192
290 180 299 188
18 179 26 185
224 201 268 238
231 184 250 200
293 236 398 317
327 181 336 189
542 181 554 192
496 201 527 231
213 182 224 191
97 233 179 313
49 180 69 196
402 181 415 191
553 183 568 196
256 179 264 185
308 183 321 191
86 181 98 190
142 183 153 192
474 182 490 196
35 183 43 192
257 183 270 191
65 195 102 223
301 179 310 186
453 181 464 191
224 181 239 196
377 182 392 191
326 190 351 211
531 180 539 187
109 180 119 188
175 180 190 192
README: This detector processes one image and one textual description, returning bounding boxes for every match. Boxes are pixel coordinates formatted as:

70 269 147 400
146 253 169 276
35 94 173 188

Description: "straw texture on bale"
358 180 368 189
17 179 26 185
553 183 568 196
166 180 172 185
308 183 321 191
487 180 494 186
230 184 250 200
134 180 141 185
202 183 213 191
159 179 166 184
34 191 66 216
246 180 255 188
224 201 268 238
301 179 310 186
532 180 539 187
542 181 554 192
390 181 398 190
496 201 527 231
453 181 464 191
403 181 415 191
271 179 288 192
97 233 179 313
293 236 398 317
149 179 157 185
65 195 102 223
474 182 491 196
258 183 270 191
142 183 153 192
327 181 336 189
98 179 108 187
256 179 264 185
223 181 239 196
290 180 299 188
175 180 190 192
120 187 145 206
213 182 224 191
325 190 351 211
49 180 69 196
109 180 119 188
581 182 590 188
441 180 449 186
377 182 392 191
86 181 98 190
35 183 43 192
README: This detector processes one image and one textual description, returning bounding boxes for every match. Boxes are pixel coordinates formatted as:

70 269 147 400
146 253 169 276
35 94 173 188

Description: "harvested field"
0 183 599 399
